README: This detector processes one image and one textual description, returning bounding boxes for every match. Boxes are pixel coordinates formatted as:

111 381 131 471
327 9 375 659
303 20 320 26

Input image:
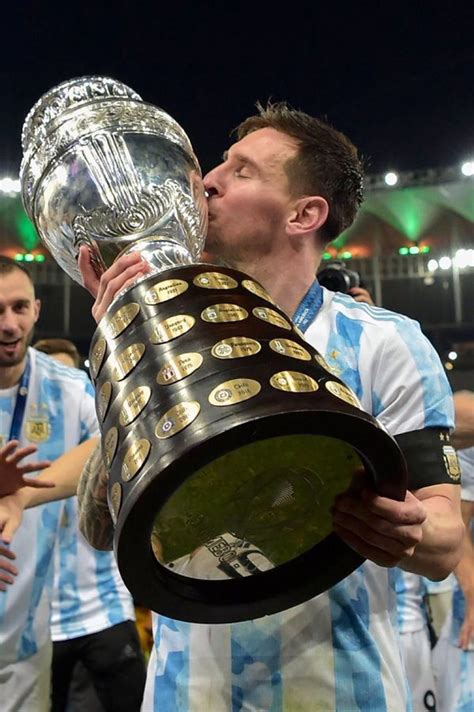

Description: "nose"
203 165 223 197
0 309 19 335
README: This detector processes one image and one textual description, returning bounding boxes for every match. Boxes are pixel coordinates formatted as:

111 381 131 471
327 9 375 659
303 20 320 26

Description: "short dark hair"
0 255 34 284
236 102 364 243
34 338 80 368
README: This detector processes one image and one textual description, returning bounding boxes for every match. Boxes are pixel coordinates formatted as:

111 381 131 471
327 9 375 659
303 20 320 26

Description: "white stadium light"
427 259 439 272
453 249 474 269
0 177 21 193
439 256 452 270
461 160 474 177
448 351 458 361
384 172 398 186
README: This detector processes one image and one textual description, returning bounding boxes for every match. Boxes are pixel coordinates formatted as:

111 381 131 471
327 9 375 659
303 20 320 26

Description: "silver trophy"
21 77 407 623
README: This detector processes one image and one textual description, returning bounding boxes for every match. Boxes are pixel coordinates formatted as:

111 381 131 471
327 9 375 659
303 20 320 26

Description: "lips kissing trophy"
20 76 407 622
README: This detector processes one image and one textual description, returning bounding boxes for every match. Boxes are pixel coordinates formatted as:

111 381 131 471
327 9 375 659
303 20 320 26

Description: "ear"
33 299 41 323
286 196 329 236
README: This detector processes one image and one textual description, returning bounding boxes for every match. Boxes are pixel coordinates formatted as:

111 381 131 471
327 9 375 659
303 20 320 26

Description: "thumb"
1 514 22 544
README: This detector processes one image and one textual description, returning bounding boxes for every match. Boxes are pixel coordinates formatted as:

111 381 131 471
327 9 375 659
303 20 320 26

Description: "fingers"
91 253 151 323
1 514 22 544
333 523 405 567
4 444 39 464
0 554 18 590
459 621 474 650
0 545 16 561
78 245 103 297
0 440 22 458
348 287 374 305
332 490 425 564
336 489 427 528
20 478 55 489
332 509 422 563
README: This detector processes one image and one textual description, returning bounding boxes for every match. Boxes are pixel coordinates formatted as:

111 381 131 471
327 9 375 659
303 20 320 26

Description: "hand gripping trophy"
20 77 407 623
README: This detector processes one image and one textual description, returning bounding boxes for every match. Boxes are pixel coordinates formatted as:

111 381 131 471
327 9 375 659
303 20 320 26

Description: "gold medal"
155 401 201 439
241 279 274 303
325 381 362 409
112 343 146 381
109 482 122 523
119 386 152 426
252 306 292 330
270 339 311 361
144 279 189 304
104 427 119 466
89 337 107 379
201 304 248 323
211 337 261 360
193 272 238 290
157 353 203 385
150 315 195 344
97 382 113 421
106 302 140 339
122 439 151 481
209 379 261 406
270 371 318 393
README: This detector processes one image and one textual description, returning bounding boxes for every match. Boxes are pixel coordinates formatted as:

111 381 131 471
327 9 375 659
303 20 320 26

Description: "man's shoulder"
327 290 416 330
32 348 91 386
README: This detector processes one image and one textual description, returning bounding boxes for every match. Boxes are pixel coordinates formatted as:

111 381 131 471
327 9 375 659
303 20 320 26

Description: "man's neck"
0 359 27 390
230 252 321 318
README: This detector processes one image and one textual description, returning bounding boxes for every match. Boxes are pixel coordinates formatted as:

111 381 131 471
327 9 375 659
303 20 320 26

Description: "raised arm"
0 438 99 543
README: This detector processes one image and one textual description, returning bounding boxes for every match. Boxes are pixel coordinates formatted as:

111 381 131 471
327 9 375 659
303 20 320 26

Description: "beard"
0 328 34 369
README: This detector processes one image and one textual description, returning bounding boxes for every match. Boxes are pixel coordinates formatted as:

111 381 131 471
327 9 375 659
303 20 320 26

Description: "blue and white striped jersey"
51 496 135 641
143 285 454 712
0 348 97 663
450 446 474 650
393 570 429 634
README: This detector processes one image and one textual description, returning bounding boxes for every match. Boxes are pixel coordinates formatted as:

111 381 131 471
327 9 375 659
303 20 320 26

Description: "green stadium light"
323 252 332 260
420 246 431 254
399 247 409 255
35 254 46 262
409 246 420 255
24 253 34 262
14 253 24 261
340 251 353 259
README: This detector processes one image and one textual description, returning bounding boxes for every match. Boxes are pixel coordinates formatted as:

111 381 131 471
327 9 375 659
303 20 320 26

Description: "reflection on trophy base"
150 433 362 578
160 532 275 580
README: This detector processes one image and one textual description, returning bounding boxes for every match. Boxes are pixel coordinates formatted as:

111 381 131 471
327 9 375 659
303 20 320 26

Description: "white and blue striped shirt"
51 496 135 641
143 285 454 711
0 348 98 663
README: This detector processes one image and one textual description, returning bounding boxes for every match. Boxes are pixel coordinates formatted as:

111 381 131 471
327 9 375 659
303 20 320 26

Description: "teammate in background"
32 337 146 712
0 257 97 712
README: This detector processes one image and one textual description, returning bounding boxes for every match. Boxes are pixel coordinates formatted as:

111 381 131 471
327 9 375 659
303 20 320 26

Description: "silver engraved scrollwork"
20 76 208 289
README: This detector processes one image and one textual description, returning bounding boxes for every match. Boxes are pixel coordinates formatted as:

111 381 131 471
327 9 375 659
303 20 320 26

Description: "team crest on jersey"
26 403 51 443
442 445 461 481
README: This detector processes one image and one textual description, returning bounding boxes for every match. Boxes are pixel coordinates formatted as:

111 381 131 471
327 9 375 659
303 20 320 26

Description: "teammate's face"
0 270 40 369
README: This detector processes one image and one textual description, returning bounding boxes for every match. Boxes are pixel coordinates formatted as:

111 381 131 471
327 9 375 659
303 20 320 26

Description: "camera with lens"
317 261 361 294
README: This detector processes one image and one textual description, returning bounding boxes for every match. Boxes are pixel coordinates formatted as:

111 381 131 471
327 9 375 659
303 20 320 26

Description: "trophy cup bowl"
21 76 407 623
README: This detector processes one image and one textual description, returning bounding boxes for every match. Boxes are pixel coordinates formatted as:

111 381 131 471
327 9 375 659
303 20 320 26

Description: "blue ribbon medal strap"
9 353 31 441
293 280 323 334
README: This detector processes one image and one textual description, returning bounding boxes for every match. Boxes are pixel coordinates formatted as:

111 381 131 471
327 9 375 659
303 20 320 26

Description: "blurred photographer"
317 260 375 305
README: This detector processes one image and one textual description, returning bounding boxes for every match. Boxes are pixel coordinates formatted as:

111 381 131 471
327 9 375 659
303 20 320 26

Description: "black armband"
394 428 461 490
